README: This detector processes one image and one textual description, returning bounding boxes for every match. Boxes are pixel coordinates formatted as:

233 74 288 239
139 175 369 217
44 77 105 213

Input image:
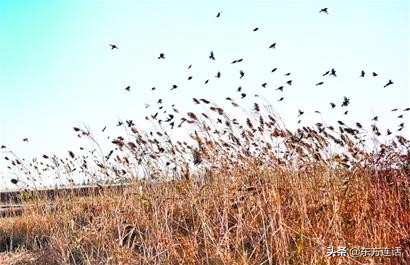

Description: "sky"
0 0 409 190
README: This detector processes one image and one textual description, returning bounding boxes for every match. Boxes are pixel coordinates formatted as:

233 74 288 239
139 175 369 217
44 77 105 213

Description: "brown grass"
1 99 409 264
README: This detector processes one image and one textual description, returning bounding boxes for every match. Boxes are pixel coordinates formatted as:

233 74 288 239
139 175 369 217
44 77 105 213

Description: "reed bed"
1 98 409 264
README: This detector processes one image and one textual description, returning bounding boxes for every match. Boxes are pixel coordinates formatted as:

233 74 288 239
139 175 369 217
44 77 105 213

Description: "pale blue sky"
1 0 409 189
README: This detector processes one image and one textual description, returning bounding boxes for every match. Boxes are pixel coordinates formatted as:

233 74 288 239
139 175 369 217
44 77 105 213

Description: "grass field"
1 99 409 264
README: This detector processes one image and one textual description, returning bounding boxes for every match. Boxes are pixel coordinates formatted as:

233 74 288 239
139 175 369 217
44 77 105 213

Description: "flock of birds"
104 8 407 134
1 7 408 167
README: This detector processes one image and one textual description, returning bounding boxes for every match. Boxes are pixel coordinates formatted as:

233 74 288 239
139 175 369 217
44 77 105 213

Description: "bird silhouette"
323 71 330 76
372 72 378 77
237 86 242 92
204 79 209 84
278 97 284 102
286 80 292 85
188 64 192 69
360 70 365 77
271 68 278 73
341 96 350 107
151 87 156 91
216 11 221 18
384 80 393 88
276 86 284 91
109 44 118 49
404 108 410 111
261 83 267 88
240 70 245 79
241 93 246 99
231 58 243 64
171 85 178 90
215 72 221 78
330 68 337 77
125 86 131 91
298 110 304 117
372 116 378 121
269 43 276 49
284 72 291 76
330 102 336 108
10 179 18 185
209 51 215 60
126 120 135 127
253 27 259 31
315 82 324 86
188 76 193 80
1 145 5 149
158 53 165 59
23 138 28 142
391 108 398 112
319 8 328 14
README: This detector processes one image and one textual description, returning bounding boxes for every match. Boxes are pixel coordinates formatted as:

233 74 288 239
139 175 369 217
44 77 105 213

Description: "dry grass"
1 99 409 264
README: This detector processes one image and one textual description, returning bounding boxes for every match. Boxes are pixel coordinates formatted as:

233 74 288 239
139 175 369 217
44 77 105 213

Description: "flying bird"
237 86 242 92
204 79 209 84
215 72 221 78
188 76 193 80
341 96 350 107
188 64 192 69
271 68 278 73
391 108 398 112
240 70 245 79
151 87 156 91
261 83 267 88
330 102 336 108
109 44 118 49
23 138 28 142
298 110 304 117
330 68 337 77
319 8 328 14
209 51 215 60
360 70 365 77
158 53 165 59
171 85 178 90
10 178 18 185
384 79 393 88
278 97 284 102
323 71 330 76
241 93 246 99
372 72 378 77
216 11 221 18
315 82 324 86
276 86 284 91
231 58 243 64
286 80 292 85
269 43 276 49
404 108 410 111
253 27 259 32
125 86 131 91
